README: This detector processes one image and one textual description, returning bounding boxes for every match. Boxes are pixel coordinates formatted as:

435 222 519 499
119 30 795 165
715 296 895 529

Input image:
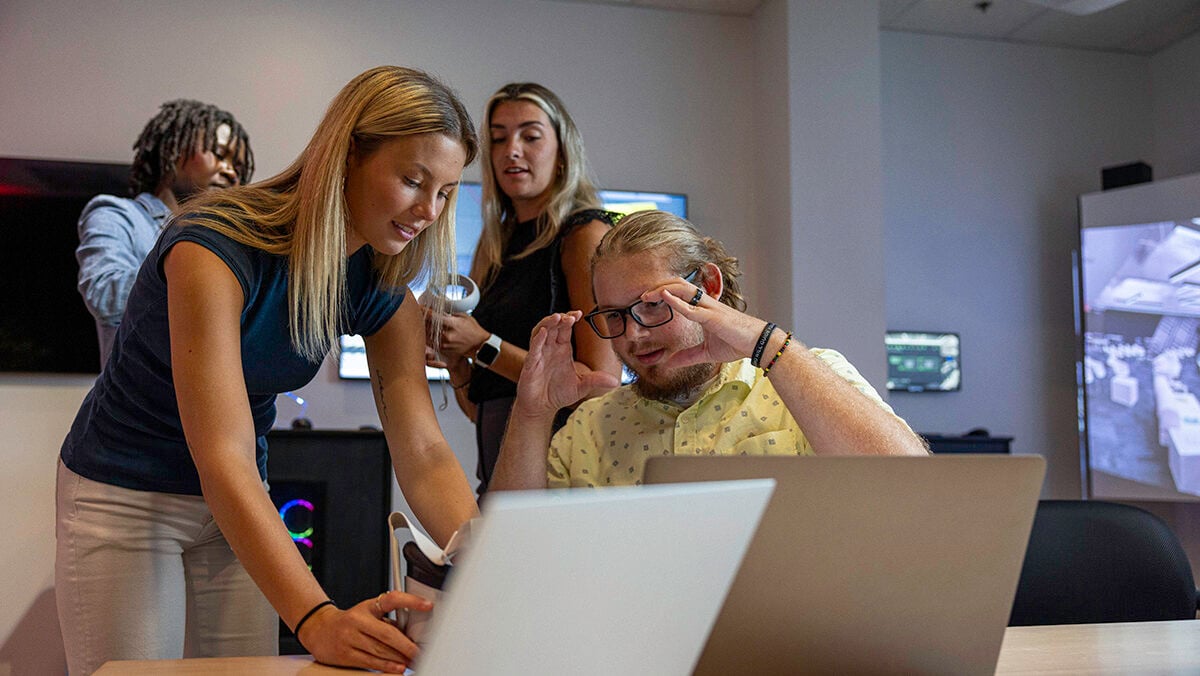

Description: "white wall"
786 1 888 387
880 31 1153 497
752 0 887 385
0 376 89 675
0 0 758 668
752 0 794 328
1151 29 1200 180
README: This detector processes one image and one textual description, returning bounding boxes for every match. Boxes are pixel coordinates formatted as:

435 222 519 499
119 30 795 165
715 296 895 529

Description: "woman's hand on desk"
298 591 433 674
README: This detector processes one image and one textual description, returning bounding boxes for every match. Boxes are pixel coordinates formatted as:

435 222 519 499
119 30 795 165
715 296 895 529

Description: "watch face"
476 343 499 366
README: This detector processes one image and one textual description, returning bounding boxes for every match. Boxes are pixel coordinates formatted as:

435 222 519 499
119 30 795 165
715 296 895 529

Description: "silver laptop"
644 455 1045 676
416 479 776 675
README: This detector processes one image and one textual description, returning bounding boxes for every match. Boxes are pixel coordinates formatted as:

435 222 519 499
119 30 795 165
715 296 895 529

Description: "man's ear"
702 261 723 300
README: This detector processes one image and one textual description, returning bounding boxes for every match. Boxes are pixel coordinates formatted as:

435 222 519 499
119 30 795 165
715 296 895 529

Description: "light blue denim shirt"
76 192 171 368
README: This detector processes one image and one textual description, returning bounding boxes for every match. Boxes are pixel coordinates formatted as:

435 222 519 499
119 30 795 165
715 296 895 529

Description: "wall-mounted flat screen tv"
598 189 687 219
885 331 960 392
1078 171 1200 502
337 332 453 381
339 183 688 381
0 157 128 374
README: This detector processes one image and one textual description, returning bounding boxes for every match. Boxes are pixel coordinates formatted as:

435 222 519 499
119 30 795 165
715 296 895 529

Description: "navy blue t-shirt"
60 219 406 495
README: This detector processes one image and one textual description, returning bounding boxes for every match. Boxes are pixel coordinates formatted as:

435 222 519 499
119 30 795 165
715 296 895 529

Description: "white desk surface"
995 619 1200 675
94 619 1200 675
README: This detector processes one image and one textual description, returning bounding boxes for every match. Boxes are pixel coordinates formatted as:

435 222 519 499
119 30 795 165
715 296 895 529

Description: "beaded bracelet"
762 332 793 376
751 322 777 367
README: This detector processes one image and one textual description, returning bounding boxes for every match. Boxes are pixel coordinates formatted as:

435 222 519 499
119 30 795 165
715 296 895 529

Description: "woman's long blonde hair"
473 82 600 290
182 66 478 361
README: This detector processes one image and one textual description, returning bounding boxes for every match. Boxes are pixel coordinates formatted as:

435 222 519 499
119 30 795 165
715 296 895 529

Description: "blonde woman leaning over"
56 66 479 675
428 83 621 496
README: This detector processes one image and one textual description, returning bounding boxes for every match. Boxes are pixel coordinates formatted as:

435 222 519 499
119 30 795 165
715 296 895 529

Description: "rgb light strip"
279 498 315 540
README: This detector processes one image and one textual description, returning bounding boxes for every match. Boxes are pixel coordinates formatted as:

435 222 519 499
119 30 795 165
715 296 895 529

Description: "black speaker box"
1102 162 1152 191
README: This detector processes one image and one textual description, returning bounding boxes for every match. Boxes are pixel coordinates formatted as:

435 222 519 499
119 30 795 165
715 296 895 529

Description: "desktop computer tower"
266 429 392 654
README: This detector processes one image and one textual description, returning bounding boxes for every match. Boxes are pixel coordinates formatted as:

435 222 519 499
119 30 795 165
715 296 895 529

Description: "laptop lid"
416 479 776 676
643 455 1045 676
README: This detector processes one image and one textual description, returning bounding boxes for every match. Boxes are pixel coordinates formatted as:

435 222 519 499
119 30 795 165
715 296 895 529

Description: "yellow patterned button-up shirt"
547 351 898 488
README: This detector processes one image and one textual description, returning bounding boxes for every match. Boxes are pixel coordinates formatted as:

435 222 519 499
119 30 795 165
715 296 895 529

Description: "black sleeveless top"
468 208 618 403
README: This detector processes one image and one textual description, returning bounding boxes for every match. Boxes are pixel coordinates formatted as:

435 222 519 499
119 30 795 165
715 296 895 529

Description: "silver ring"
689 287 704 306
374 593 385 614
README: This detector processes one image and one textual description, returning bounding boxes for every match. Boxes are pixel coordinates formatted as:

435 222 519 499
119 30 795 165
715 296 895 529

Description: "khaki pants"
55 461 277 675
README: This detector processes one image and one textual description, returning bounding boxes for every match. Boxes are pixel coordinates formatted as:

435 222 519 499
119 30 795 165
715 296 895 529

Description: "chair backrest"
1009 499 1198 626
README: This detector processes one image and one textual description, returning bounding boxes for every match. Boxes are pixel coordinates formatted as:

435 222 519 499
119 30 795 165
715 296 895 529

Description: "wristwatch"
474 333 502 369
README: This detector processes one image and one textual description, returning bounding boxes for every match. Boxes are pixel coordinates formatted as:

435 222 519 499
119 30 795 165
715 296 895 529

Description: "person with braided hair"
76 99 253 366
490 210 930 492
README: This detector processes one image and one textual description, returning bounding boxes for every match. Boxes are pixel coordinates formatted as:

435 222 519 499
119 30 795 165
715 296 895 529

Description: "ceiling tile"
632 0 762 15
884 0 1048 40
1119 4 1200 53
880 0 923 26
1011 0 1200 52
547 0 1200 54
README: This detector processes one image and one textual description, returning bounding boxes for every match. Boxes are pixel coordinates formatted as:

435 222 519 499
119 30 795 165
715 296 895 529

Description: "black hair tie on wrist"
293 599 335 638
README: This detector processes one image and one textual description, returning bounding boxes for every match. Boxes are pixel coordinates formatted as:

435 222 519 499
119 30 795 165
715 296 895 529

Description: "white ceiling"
552 0 1200 55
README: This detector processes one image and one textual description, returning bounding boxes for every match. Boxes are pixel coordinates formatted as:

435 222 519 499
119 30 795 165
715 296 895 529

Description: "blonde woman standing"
56 66 478 675
429 83 621 496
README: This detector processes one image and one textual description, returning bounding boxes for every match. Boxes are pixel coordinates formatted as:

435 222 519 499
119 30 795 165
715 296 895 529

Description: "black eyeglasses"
584 269 700 339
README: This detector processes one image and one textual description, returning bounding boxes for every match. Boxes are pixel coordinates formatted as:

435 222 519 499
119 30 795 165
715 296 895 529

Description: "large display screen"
0 157 127 374
1078 172 1200 501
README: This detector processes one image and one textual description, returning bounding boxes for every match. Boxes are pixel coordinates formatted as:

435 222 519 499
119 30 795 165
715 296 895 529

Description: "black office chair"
1009 499 1200 626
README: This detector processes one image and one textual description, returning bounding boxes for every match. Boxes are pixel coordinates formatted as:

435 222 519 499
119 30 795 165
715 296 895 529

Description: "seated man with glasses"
490 210 929 491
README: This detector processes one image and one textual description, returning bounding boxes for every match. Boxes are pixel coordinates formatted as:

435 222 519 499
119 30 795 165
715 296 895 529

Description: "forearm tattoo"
373 368 389 423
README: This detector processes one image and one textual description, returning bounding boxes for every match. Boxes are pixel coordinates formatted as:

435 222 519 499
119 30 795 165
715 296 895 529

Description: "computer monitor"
886 331 961 392
338 332 450 381
599 188 688 218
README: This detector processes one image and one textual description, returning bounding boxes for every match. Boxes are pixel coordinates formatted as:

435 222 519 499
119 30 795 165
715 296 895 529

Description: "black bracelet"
293 599 335 637
751 322 777 367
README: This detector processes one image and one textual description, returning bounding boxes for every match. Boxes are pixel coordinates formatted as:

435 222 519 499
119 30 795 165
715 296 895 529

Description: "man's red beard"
624 358 719 403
